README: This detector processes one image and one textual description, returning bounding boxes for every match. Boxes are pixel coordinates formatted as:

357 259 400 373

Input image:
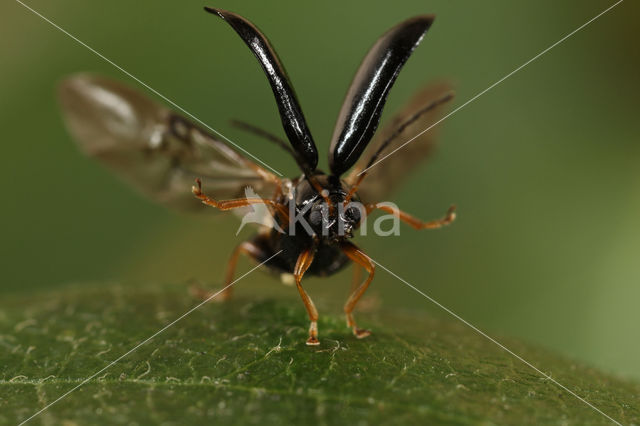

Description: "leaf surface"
1 284 638 425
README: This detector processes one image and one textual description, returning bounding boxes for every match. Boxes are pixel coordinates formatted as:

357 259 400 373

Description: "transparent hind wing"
346 81 454 203
58 74 278 212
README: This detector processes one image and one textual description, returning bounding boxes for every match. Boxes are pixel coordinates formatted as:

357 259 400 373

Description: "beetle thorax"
290 174 362 242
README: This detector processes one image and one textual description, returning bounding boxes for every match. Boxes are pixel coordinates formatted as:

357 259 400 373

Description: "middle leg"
340 241 375 339
293 248 320 346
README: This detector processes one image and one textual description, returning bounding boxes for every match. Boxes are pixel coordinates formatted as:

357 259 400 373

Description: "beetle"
58 8 456 345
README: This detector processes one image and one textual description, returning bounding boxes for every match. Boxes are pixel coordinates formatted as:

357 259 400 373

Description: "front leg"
366 202 456 230
192 178 289 221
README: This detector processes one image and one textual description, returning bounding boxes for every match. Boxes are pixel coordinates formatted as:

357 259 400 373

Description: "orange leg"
192 178 289 222
189 241 263 302
350 263 363 296
366 203 456 230
293 248 320 346
340 241 375 339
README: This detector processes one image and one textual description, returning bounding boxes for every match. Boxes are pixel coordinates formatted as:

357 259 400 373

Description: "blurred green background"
2 0 639 380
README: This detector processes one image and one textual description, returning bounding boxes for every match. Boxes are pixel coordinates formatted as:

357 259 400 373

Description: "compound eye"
309 208 323 227
344 206 361 224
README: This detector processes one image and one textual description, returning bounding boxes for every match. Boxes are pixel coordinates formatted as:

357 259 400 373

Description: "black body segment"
205 8 319 173
328 15 435 176
251 231 350 278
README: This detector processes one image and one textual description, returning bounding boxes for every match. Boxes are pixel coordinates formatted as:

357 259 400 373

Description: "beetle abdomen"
250 232 349 277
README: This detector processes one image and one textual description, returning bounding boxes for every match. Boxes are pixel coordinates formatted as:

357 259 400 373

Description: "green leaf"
1 284 638 425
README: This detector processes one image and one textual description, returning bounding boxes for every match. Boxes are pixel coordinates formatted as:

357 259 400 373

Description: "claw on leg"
306 321 320 346
353 327 371 339
188 284 231 303
346 312 372 339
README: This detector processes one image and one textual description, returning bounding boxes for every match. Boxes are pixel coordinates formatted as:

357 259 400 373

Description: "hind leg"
190 240 266 302
292 248 320 346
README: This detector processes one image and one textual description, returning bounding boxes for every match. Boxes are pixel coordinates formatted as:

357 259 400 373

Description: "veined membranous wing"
58 74 277 212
